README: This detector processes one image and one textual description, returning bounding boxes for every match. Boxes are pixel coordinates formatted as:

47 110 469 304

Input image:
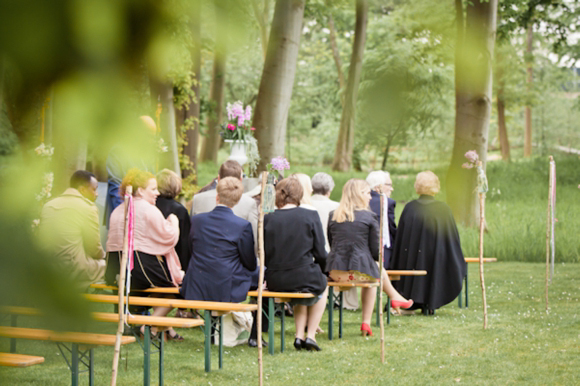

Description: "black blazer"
264 207 327 296
156 196 192 271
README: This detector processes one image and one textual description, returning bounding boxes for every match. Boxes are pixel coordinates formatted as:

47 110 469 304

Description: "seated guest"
327 179 412 337
156 169 191 272
106 168 184 340
38 170 106 289
290 173 315 209
390 171 466 314
310 172 339 251
192 160 258 248
264 178 328 351
366 170 396 269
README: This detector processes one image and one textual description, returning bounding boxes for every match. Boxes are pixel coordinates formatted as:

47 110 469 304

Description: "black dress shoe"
293 338 304 350
248 338 268 348
303 338 321 351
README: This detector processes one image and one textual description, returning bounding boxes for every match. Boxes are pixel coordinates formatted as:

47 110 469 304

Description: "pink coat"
107 197 184 286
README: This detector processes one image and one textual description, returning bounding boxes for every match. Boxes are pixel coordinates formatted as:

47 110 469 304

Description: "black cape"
390 195 466 311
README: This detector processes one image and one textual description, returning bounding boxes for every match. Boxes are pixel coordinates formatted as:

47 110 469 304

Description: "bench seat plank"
0 326 136 346
0 352 45 367
246 290 314 298
85 294 258 312
465 257 497 263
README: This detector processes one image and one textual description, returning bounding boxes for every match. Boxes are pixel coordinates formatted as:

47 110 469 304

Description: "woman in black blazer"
327 179 412 337
264 178 328 352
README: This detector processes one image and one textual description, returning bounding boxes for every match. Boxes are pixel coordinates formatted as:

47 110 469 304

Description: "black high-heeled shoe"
303 338 321 351
294 338 304 351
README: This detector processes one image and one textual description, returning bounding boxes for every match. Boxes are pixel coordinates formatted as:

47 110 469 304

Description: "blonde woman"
290 173 315 209
327 179 412 336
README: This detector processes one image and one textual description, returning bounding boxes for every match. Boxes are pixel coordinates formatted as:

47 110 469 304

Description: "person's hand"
168 214 179 229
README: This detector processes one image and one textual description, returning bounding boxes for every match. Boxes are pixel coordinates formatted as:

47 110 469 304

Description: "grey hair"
365 170 391 189
311 172 335 195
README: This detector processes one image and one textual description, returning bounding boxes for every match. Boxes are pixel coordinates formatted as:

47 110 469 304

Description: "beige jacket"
39 188 106 288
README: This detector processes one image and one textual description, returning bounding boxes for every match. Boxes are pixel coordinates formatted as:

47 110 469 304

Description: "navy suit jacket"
180 206 257 303
369 190 396 268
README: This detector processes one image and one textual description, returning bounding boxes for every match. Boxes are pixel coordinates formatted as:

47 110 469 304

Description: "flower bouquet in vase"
220 101 255 166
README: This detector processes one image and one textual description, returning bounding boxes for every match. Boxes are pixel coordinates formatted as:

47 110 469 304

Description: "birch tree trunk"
524 23 533 157
252 0 271 60
446 0 497 227
332 0 369 172
327 12 346 105
253 0 305 172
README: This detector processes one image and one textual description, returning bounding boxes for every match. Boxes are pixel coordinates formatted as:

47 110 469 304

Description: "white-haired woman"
327 179 412 337
390 171 466 315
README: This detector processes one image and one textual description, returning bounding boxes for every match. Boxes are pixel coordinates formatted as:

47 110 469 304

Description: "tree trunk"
151 80 180 175
497 83 510 161
252 0 271 60
179 1 202 181
447 0 498 227
200 8 227 164
253 0 306 172
381 138 390 170
332 0 369 172
327 12 346 105
524 23 533 157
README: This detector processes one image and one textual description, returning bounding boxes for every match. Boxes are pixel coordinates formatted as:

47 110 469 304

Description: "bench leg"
268 298 275 355
465 268 469 308
10 315 17 353
280 304 285 353
159 329 164 386
144 325 151 386
88 348 94 386
327 286 334 341
71 343 79 386
204 310 211 372
219 315 224 369
339 291 344 339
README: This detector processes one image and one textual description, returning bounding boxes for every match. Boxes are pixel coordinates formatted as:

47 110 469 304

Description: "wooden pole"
378 194 385 363
478 191 488 329
545 155 554 312
111 186 132 386
257 171 267 386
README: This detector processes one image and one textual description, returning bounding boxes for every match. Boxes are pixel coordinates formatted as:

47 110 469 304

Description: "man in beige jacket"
39 170 106 288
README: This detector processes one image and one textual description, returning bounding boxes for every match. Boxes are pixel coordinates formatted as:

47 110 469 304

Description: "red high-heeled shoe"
360 323 373 337
391 299 414 309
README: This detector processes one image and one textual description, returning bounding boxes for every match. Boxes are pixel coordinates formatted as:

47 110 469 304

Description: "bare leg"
305 288 328 341
360 287 376 325
294 305 308 340
142 306 175 336
381 269 408 302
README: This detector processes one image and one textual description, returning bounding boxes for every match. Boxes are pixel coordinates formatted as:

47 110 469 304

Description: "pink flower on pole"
250 127 256 131
464 150 479 163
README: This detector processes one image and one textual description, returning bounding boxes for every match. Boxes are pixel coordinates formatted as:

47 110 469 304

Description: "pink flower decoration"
464 150 479 163
250 127 256 131
227 124 235 130
461 162 474 169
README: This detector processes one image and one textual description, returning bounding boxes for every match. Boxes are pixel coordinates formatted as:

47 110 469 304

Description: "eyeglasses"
384 183 393 187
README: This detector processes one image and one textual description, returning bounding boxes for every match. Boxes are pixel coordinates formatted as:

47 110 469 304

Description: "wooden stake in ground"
378 193 385 364
257 171 268 386
111 186 132 386
476 161 488 330
545 155 555 311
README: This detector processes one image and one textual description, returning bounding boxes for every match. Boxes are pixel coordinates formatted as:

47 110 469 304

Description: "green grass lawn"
2 262 579 385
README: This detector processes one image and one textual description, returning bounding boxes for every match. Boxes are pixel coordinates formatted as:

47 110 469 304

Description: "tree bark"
524 23 533 157
150 79 180 175
178 1 201 181
497 83 510 161
447 0 498 227
252 0 271 60
253 0 306 172
332 0 369 172
327 12 346 103
200 7 227 164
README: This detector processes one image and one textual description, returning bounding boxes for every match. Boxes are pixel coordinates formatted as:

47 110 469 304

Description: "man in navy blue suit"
181 177 257 303
366 171 396 269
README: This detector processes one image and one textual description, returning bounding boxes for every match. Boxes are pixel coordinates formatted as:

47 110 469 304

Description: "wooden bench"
459 257 498 308
327 282 379 340
0 352 44 367
85 293 257 372
1 305 203 386
246 290 315 354
0 326 135 386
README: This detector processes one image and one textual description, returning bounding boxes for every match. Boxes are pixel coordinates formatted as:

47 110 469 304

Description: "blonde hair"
290 173 313 205
332 179 370 223
217 177 244 208
156 169 182 199
121 168 155 197
414 171 440 196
